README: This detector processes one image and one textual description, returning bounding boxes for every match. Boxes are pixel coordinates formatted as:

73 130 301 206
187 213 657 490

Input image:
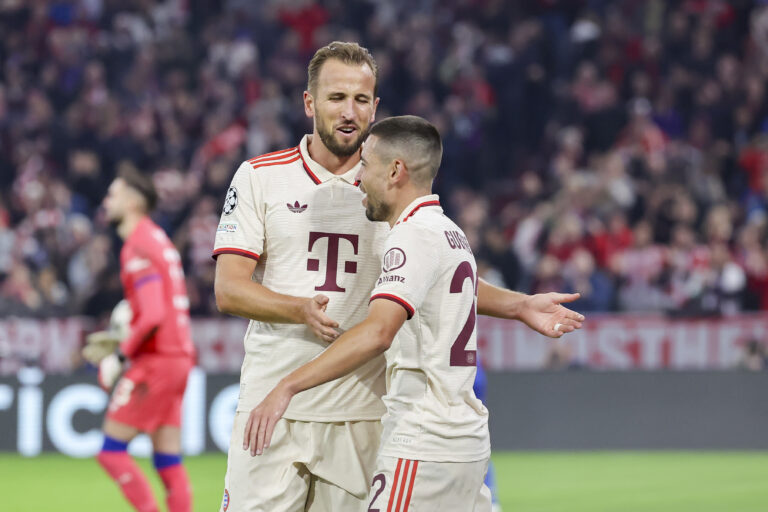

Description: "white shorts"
365 455 491 512
220 412 381 512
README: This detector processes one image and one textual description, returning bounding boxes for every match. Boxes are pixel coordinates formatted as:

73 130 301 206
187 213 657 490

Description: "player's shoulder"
121 239 155 272
393 211 472 261
230 147 303 190
396 207 453 235
243 146 301 173
130 220 168 254
388 216 443 247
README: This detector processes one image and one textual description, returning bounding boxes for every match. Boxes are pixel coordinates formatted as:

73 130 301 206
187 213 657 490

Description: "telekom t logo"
307 232 359 292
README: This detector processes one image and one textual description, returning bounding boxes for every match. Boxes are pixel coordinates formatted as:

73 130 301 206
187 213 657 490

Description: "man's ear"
303 91 315 119
370 96 380 122
390 159 408 184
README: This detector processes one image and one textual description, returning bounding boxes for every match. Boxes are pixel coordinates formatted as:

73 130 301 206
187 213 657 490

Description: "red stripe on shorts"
402 460 419 510
394 459 411 511
387 458 403 512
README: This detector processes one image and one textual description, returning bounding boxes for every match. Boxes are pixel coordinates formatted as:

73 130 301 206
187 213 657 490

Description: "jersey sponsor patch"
382 247 406 272
378 274 405 285
223 187 238 215
217 222 238 233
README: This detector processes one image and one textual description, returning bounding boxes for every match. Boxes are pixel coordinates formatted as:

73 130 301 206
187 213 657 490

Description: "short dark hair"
307 41 378 96
117 163 157 212
368 115 443 183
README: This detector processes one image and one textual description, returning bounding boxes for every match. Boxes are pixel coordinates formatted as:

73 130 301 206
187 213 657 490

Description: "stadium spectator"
738 338 768 371
2 0 768 319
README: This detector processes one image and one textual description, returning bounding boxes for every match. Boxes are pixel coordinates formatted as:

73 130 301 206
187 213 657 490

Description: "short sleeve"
212 161 265 261
370 225 441 319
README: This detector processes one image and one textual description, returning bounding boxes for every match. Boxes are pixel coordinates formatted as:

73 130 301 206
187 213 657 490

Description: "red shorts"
106 355 193 432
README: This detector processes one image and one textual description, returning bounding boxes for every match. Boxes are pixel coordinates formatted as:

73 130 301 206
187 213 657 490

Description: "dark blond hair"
307 41 378 96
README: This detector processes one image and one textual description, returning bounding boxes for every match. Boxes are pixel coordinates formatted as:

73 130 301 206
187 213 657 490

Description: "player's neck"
307 134 360 175
387 188 433 227
117 212 145 240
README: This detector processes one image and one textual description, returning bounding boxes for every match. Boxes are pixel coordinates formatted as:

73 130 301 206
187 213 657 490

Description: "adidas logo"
287 201 308 213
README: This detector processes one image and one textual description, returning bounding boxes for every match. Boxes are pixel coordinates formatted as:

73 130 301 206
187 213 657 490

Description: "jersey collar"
298 135 361 186
394 194 442 225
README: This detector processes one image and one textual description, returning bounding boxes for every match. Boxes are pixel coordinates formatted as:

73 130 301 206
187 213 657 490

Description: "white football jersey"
213 135 389 421
370 194 490 462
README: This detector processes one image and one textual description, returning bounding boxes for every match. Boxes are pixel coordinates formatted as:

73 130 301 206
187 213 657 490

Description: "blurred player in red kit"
83 166 196 512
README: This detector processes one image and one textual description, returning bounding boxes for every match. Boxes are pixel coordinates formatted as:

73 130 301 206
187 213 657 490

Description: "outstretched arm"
477 279 584 338
242 299 407 455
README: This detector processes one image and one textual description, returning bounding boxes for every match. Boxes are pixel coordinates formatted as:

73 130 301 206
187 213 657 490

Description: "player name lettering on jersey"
444 230 473 254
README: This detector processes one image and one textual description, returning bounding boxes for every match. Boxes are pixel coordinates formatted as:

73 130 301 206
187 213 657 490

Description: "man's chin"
364 206 381 222
332 141 361 158
365 204 389 223
320 130 364 158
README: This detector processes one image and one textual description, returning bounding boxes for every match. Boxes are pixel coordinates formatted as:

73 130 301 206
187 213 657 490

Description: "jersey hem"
379 447 491 463
235 407 385 422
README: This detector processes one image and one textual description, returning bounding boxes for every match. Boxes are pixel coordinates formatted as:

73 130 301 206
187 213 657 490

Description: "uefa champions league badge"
222 489 230 511
223 186 238 215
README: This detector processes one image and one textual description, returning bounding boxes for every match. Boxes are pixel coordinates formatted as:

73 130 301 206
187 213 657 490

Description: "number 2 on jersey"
449 261 477 366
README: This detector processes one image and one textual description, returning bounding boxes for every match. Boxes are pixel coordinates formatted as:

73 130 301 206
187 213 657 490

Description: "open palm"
518 292 584 338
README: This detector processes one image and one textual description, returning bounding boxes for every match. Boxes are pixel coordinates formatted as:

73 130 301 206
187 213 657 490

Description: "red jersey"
119 216 195 359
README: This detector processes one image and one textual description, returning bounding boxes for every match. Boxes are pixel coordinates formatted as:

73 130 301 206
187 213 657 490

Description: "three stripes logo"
387 458 418 511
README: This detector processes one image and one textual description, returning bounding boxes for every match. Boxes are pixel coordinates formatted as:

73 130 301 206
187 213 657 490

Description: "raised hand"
518 292 585 338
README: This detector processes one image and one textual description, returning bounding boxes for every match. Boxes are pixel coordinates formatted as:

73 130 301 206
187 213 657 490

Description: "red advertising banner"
477 314 767 370
1 315 764 374
0 317 247 376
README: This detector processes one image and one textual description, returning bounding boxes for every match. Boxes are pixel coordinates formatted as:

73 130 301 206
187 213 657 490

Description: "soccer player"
246 115 505 510
84 167 196 512
213 42 583 511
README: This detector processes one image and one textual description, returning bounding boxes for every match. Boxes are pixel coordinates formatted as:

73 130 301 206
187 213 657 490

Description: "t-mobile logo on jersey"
307 232 359 292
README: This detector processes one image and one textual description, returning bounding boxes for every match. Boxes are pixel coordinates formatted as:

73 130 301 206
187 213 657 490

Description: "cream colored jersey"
213 135 389 421
370 194 490 462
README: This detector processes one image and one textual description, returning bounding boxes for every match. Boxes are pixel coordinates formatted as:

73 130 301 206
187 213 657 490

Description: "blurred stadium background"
1 0 768 510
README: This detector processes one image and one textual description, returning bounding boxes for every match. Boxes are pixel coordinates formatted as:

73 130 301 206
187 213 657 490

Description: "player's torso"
257 172 387 330
121 220 194 358
237 150 389 421
381 212 489 462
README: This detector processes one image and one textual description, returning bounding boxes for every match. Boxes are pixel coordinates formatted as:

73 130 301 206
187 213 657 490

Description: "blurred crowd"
3 0 768 319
